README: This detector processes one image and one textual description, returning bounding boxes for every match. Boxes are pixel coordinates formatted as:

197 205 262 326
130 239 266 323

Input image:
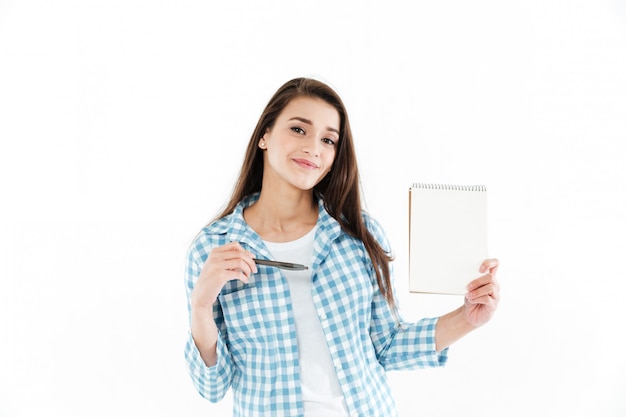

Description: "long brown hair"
215 77 396 307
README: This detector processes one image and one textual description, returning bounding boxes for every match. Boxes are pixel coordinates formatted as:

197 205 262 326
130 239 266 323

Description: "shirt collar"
225 193 342 260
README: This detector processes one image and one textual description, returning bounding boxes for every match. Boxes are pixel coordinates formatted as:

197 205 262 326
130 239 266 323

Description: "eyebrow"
288 117 340 136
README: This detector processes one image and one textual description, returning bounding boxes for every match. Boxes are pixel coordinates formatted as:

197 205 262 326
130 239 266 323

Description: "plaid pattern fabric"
184 194 448 417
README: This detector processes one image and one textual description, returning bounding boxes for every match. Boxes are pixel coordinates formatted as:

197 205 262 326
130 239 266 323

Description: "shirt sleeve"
183 234 234 402
364 213 449 371
184 330 234 402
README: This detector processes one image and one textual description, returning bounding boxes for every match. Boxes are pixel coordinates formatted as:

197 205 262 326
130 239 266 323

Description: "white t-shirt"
264 227 349 417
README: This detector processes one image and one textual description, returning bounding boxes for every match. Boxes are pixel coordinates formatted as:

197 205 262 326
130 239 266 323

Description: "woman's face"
260 96 340 192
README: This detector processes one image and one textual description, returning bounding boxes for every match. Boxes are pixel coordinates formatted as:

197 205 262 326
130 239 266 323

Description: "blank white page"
408 184 488 295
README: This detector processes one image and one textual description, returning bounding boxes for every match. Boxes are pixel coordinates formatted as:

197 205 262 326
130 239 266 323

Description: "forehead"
279 96 340 130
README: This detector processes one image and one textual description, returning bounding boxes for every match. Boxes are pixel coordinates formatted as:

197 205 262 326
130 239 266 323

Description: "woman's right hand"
191 241 257 311
190 242 257 366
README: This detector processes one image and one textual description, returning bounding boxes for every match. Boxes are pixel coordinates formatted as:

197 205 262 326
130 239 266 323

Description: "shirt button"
319 312 326 321
334 359 342 370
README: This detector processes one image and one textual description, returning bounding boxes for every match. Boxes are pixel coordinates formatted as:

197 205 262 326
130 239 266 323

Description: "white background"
1 1 625 416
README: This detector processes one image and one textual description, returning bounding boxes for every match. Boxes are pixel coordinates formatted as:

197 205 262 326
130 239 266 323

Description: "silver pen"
253 259 309 271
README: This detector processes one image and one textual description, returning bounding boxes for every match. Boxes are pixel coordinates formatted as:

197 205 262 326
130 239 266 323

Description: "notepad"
408 183 488 295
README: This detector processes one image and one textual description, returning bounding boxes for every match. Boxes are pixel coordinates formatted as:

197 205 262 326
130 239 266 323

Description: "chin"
288 176 324 192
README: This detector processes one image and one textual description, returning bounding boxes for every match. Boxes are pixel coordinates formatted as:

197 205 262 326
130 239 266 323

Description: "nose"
302 136 320 157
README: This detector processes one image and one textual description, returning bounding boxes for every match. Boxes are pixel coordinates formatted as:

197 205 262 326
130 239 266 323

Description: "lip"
292 158 319 169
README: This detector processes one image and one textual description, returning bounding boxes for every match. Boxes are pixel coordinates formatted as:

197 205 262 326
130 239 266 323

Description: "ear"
259 128 271 149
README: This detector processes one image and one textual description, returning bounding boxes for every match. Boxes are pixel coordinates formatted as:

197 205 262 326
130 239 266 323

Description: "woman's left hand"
463 258 500 327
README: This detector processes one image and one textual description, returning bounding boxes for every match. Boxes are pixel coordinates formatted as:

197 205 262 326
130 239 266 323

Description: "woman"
184 77 500 417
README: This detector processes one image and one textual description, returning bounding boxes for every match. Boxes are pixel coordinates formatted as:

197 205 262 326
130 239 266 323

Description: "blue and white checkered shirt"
184 194 448 417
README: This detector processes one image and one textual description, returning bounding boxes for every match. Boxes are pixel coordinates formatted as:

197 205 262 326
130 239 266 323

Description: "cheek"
265 147 293 172
326 150 337 168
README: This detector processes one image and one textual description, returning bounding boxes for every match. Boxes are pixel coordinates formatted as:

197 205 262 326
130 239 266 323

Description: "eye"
291 127 305 135
322 137 336 146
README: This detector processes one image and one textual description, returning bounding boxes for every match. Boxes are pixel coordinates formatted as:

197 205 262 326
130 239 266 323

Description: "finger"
221 258 256 278
479 258 499 274
209 243 257 274
466 281 497 301
211 268 250 285
213 241 247 255
242 250 257 274
465 293 497 306
222 248 257 274
466 272 495 292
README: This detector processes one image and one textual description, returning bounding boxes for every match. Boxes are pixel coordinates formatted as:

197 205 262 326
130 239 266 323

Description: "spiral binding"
411 183 486 192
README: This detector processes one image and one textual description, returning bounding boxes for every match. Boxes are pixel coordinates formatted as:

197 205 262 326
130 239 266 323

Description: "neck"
244 186 318 242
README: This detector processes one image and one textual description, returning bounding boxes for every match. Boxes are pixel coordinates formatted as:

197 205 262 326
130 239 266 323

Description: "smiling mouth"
293 158 319 169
